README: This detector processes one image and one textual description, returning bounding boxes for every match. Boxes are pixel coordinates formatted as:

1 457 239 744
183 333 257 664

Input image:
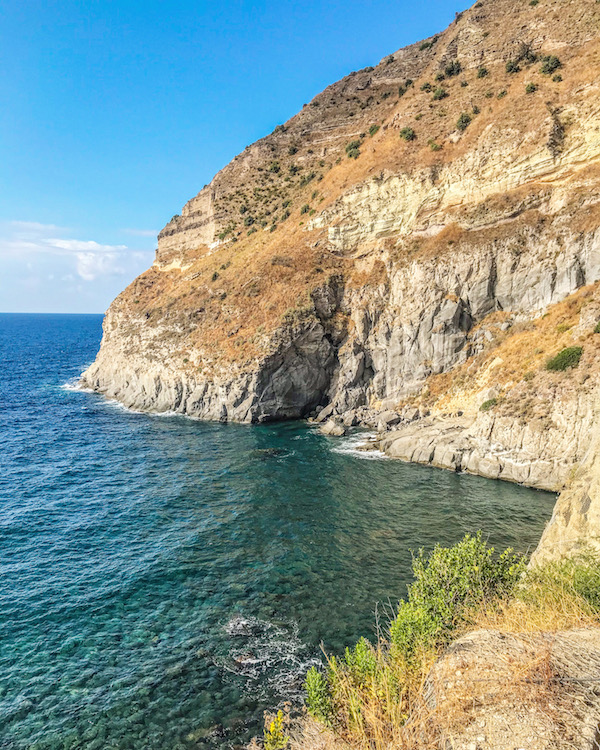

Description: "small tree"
540 55 561 75
546 346 583 371
445 60 462 77
456 112 472 131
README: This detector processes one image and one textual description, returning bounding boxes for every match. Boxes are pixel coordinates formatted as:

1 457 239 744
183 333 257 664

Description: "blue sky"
0 0 470 313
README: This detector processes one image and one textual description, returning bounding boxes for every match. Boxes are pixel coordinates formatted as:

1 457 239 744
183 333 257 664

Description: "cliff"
82 0 600 559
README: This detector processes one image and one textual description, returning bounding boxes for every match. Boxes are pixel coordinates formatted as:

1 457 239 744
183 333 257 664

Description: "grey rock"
319 419 347 437
315 403 334 423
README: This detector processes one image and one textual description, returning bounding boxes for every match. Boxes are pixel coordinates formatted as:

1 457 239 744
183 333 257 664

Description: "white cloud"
47 238 128 254
9 221 70 236
75 252 126 281
0 222 136 280
0 220 155 311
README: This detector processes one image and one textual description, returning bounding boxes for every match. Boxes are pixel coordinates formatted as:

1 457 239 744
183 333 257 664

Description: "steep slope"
82 0 600 552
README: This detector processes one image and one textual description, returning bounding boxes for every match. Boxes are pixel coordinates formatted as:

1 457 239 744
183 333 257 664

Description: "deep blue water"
0 313 556 749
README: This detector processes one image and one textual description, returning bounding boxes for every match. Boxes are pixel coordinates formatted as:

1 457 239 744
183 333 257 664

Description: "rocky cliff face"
82 0 600 559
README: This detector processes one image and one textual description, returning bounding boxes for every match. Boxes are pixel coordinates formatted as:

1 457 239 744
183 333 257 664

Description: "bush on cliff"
389 533 524 660
480 397 498 411
545 346 583 371
456 112 472 131
304 540 600 747
305 534 525 734
540 55 561 75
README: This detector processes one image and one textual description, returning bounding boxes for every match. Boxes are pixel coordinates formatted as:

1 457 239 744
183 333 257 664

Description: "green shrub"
540 55 561 75
299 171 316 186
428 139 442 151
344 637 378 686
433 87 448 100
369 124 380 136
553 74 563 82
435 72 445 82
477 66 489 78
497 89 507 98
530 0 539 5
244 216 254 226
389 533 525 661
525 82 537 94
398 86 407 97
405 78 414 87
268 161 280 173
546 346 583 371
305 667 333 725
273 124 286 134
288 145 298 155
300 204 310 215
419 35 439 51
264 710 289 750
445 60 462 77
211 271 219 281
594 320 600 334
400 127 416 141
420 81 432 92
479 398 497 411
456 112 472 131
473 105 481 115
506 60 520 74
460 80 469 87
346 139 362 159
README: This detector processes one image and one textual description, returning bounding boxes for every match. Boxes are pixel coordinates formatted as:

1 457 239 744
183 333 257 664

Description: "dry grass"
115 0 600 371
284 554 600 750
422 280 600 413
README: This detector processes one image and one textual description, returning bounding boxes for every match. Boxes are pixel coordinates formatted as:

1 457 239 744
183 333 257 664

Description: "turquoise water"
0 313 556 749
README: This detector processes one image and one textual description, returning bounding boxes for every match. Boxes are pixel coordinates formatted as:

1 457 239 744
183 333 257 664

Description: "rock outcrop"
82 0 600 558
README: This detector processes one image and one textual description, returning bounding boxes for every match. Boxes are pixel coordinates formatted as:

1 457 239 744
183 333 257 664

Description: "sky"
0 0 471 313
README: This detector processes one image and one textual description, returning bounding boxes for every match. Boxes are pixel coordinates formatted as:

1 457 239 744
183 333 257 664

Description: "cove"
0 314 556 749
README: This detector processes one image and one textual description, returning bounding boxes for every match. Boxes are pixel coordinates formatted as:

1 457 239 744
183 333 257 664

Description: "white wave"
331 432 388 460
60 377 93 393
221 615 322 701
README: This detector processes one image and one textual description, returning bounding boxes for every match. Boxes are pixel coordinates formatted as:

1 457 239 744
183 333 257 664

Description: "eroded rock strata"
83 0 600 558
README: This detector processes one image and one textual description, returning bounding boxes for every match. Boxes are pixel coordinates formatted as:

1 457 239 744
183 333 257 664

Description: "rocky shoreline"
315 405 569 493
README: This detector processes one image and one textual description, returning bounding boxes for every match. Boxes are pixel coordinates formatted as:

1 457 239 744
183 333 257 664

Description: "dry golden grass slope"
103 0 600 364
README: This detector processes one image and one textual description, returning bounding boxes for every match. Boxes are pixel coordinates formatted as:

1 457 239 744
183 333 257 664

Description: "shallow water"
0 313 556 749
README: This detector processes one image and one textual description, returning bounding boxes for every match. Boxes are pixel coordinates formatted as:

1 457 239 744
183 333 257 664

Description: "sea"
0 313 556 749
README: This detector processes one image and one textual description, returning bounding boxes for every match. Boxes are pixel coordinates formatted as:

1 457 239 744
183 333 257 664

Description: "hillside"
82 0 600 559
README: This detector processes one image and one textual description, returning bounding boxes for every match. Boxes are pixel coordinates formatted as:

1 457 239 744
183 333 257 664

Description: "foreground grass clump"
545 345 583 371
304 534 525 741
303 537 600 748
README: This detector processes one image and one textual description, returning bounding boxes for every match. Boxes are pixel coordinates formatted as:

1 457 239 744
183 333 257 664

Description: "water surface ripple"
0 313 556 748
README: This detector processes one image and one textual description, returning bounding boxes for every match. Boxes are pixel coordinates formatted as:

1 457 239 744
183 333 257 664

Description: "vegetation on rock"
545 346 583 371
304 537 600 748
